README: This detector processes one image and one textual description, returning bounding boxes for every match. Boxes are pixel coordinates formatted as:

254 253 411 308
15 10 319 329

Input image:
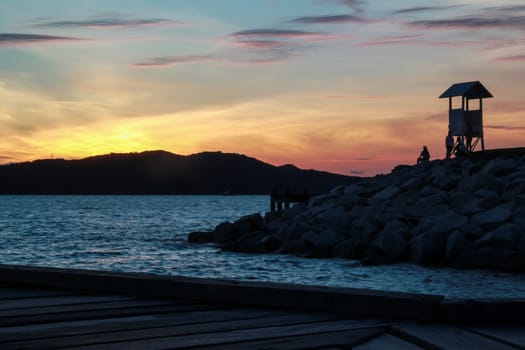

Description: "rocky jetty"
189 150 525 271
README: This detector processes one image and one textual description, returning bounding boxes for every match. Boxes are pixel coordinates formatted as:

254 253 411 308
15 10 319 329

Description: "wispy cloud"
34 17 185 29
324 0 366 14
495 54 525 61
289 14 370 24
392 5 463 15
230 40 293 49
410 16 525 31
487 5 525 13
357 34 422 47
0 33 86 45
406 5 525 32
230 28 351 43
135 26 353 69
132 55 214 67
230 29 325 38
316 0 366 13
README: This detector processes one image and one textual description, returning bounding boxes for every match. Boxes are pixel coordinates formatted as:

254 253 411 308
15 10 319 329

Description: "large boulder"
476 224 518 251
408 231 446 265
279 239 310 255
321 207 350 230
235 213 264 233
471 207 512 227
188 231 215 243
446 230 474 260
480 158 518 176
451 247 511 270
213 221 234 243
333 239 354 259
301 229 338 250
368 186 400 205
434 211 469 233
378 226 409 259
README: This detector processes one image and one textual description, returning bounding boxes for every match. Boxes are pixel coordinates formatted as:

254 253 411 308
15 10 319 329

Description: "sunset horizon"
1 0 525 176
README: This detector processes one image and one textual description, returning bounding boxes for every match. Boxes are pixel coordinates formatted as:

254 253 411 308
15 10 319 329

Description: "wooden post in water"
270 189 312 212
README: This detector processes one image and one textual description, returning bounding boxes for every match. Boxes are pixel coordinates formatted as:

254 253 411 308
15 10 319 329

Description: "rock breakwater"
189 151 525 271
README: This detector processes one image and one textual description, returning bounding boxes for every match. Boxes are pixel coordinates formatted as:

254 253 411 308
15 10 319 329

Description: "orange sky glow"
1 1 524 176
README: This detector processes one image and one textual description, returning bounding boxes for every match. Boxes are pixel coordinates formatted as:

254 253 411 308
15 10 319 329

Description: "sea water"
0 195 524 299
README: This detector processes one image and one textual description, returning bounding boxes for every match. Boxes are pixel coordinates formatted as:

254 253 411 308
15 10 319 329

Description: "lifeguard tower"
439 81 493 152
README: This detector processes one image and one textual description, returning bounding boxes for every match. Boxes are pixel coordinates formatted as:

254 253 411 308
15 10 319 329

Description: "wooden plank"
0 264 444 320
394 323 517 350
0 299 178 318
2 313 353 349
193 327 387 350
0 308 291 343
464 326 525 349
439 299 525 322
57 319 388 350
0 302 227 327
353 333 424 350
0 294 134 310
0 287 74 299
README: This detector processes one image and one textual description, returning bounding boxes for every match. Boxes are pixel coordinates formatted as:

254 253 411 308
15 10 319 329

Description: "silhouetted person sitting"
417 146 430 165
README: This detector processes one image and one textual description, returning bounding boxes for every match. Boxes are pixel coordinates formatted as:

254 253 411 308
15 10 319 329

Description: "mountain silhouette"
0 150 359 194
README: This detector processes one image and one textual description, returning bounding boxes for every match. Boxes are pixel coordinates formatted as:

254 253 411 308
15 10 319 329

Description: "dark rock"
408 232 447 265
446 230 474 260
262 235 281 251
377 221 409 259
188 231 215 243
213 221 234 243
451 247 511 270
476 224 518 251
333 239 354 259
351 240 374 259
301 229 338 250
461 223 484 239
279 239 310 255
236 213 263 232
503 251 525 271
472 207 512 227
360 253 393 266
236 236 267 253
481 158 518 176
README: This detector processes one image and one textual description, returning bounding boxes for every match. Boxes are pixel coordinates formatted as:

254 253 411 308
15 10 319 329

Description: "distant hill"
0 151 360 194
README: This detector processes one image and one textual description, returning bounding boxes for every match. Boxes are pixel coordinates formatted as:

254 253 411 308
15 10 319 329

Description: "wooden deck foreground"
0 265 524 349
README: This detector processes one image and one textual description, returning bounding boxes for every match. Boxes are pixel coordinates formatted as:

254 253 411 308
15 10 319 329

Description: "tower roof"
439 81 493 99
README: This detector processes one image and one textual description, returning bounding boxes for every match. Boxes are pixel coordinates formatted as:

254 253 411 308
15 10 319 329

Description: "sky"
1 0 524 176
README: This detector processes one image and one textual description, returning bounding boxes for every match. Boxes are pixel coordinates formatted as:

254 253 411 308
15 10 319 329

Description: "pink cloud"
495 54 525 61
358 35 421 47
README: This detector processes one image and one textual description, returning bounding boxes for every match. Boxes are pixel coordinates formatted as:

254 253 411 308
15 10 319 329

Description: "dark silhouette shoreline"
0 150 359 195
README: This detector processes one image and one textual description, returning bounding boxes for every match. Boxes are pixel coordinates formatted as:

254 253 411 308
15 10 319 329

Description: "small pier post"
270 189 312 212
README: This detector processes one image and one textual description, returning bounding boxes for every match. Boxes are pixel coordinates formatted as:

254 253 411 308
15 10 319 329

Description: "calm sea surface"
0 195 523 299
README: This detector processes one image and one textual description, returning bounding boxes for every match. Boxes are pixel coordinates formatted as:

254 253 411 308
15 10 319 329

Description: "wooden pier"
0 264 524 349
271 191 312 212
